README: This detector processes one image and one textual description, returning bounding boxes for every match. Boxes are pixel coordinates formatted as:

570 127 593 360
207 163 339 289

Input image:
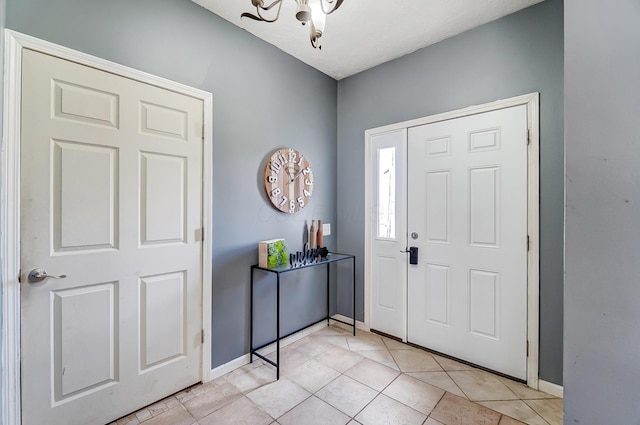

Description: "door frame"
364 93 539 388
1 30 214 425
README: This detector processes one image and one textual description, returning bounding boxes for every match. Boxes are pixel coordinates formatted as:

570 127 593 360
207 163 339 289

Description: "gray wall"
336 0 564 384
5 0 338 368
564 1 640 423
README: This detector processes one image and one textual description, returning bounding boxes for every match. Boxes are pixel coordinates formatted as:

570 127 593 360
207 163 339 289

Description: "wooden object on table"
258 239 287 268
317 219 323 247
309 220 317 248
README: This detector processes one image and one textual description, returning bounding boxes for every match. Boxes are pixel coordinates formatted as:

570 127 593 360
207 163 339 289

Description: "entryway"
1 30 213 425
365 94 540 386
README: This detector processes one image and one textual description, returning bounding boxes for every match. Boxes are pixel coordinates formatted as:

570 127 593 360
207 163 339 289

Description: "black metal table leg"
352 257 356 336
276 273 280 380
250 266 254 363
327 263 331 326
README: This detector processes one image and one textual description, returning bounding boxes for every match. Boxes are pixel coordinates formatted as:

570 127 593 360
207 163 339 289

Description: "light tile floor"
111 325 562 425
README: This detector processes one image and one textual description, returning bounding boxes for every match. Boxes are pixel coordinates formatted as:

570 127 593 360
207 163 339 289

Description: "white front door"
407 105 528 379
20 49 204 425
369 130 407 339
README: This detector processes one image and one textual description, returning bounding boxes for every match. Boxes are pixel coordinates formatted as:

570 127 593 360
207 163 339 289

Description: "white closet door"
20 48 204 425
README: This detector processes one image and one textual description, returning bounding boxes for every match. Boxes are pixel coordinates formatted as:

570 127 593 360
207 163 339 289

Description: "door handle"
401 247 419 265
28 268 67 283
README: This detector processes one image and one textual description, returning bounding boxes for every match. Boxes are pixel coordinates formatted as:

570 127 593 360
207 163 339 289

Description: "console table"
250 252 356 379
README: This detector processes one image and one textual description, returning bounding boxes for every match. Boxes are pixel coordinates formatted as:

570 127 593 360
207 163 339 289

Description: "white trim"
538 379 564 399
210 321 330 380
363 93 541 388
526 93 541 389
1 29 215 424
201 83 214 384
2 29 24 425
330 314 368 332
364 133 373 334
210 354 252 380
366 94 540 134
210 321 340 380
254 321 329 357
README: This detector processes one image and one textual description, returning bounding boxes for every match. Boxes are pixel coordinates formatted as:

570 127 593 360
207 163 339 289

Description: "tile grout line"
272 392 314 422
423 389 447 424
433 356 472 401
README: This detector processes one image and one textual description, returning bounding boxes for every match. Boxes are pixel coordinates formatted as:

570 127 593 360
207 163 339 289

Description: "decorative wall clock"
263 148 314 213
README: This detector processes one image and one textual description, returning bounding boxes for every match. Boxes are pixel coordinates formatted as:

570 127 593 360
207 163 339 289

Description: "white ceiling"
192 0 543 80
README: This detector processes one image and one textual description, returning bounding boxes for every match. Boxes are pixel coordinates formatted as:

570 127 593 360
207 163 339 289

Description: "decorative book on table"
258 239 288 268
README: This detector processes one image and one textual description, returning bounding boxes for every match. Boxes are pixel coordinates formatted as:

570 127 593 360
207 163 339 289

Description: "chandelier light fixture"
241 0 344 49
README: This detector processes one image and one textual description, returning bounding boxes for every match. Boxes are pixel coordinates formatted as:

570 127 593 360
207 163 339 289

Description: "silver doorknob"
28 268 67 283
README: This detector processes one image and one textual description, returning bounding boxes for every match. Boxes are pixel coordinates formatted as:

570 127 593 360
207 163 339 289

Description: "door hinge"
527 235 530 251
202 125 205 141
18 269 21 283
527 129 531 145
201 329 205 344
526 340 530 357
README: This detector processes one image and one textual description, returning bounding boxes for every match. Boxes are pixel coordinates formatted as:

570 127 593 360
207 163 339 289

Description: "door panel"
53 79 119 127
52 283 118 401
140 271 187 369
20 48 204 425
425 263 450 326
54 141 118 251
426 171 450 243
369 130 406 339
468 269 499 339
469 166 500 247
407 105 528 379
140 152 187 244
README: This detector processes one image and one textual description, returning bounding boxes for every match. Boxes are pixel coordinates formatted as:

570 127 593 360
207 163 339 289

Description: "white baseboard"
209 321 328 379
330 314 368 332
538 379 563 398
210 353 251 380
